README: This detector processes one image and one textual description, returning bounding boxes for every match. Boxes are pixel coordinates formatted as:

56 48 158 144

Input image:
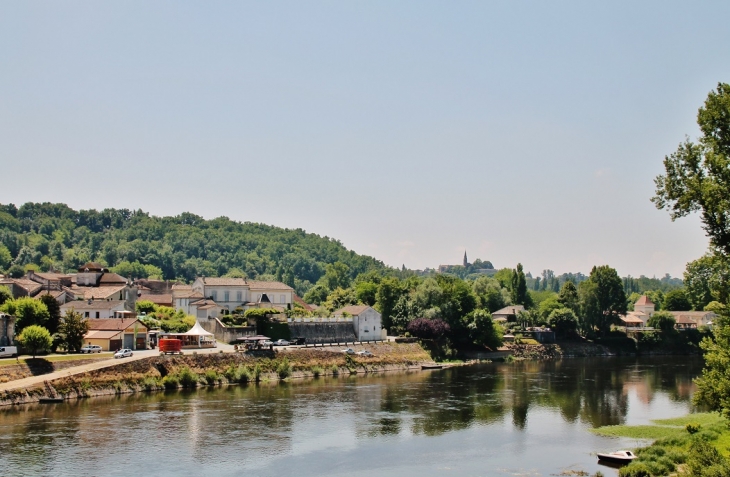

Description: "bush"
330 365 339 376
178 366 198 388
407 318 450 340
311 366 323 377
686 423 702 434
162 375 179 389
276 358 292 379
618 463 651 477
252 364 262 382
17 325 53 358
142 377 159 392
204 370 219 385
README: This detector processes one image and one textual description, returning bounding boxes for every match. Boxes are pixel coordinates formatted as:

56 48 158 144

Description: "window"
85 312 89 318
280 295 285 303
95 312 100 318
224 291 230 302
237 291 242 302
211 291 218 301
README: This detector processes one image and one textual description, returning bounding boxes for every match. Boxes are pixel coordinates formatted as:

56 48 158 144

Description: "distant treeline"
0 202 387 296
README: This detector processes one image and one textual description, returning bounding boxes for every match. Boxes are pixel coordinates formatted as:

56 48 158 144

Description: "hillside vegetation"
0 202 386 295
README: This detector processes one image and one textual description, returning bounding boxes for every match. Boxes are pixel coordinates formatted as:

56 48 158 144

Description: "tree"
684 253 730 310
662 289 692 311
57 310 90 353
557 281 580 314
465 309 503 350
694 312 730 420
653 83 730 255
548 307 578 337
0 285 11 307
578 265 627 336
0 243 11 271
376 277 404 332
38 294 61 334
538 295 563 324
136 300 157 315
302 283 330 305
354 281 378 306
647 310 676 332
0 297 50 333
17 325 52 358
407 318 450 340
472 276 510 312
321 262 352 290
510 263 528 307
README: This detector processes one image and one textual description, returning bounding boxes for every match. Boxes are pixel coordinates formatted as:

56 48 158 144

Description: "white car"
80 345 102 354
341 348 355 355
260 340 274 347
273 339 290 346
114 349 133 359
356 350 373 357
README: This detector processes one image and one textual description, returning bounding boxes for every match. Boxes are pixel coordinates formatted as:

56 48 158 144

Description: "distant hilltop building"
438 251 496 276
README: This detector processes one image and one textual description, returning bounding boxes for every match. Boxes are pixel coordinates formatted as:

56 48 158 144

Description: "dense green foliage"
17 324 52 358
0 297 50 334
0 202 387 296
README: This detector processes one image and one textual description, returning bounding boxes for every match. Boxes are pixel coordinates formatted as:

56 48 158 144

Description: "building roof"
78 262 107 272
87 318 146 331
0 278 43 296
68 285 127 300
293 294 314 311
173 290 204 299
198 277 247 286
635 295 654 306
621 315 645 324
35 290 66 300
61 300 127 311
333 305 372 316
171 284 193 291
85 330 123 339
99 272 128 284
492 305 526 316
32 272 72 281
674 315 698 325
248 280 294 291
138 293 173 305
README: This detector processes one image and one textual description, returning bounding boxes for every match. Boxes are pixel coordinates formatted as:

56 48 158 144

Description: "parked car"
80 345 103 354
260 340 274 347
0 346 18 358
356 350 373 357
341 348 356 355
114 349 133 359
273 339 290 346
290 337 306 345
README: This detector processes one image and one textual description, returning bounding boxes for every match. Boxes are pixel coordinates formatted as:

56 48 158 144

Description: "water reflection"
0 356 703 477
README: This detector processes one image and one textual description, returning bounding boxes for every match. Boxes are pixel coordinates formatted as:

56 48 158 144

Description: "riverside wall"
288 322 357 344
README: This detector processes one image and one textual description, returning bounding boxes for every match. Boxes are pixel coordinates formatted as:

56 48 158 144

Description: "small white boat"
597 450 637 465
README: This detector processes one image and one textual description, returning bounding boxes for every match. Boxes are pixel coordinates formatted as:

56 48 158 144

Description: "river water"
0 356 703 477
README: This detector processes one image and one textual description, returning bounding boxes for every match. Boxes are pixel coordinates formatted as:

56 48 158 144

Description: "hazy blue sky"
2 1 729 278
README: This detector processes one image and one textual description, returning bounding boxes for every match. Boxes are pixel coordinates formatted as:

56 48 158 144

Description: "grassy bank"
591 413 730 476
0 342 433 406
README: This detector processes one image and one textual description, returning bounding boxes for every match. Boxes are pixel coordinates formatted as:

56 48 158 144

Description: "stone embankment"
0 342 433 407
0 356 110 383
506 342 615 360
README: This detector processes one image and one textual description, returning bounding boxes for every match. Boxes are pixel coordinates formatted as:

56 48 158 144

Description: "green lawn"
0 353 113 367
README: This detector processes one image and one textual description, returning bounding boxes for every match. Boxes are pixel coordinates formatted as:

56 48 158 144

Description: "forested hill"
0 202 387 295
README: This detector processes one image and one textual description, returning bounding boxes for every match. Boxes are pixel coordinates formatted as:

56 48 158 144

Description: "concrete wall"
288 322 358 344
199 318 256 343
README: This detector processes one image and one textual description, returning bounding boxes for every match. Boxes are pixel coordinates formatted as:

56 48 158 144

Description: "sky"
1 1 729 279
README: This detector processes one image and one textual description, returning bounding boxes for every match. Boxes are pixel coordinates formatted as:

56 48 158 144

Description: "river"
0 356 703 476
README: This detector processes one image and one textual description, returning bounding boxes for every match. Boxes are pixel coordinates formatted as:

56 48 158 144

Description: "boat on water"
597 450 637 465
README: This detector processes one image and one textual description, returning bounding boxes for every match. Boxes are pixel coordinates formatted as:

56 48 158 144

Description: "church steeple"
463 250 468 267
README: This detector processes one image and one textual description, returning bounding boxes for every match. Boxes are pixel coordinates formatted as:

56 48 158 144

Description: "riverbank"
0 342 434 407
591 412 730 476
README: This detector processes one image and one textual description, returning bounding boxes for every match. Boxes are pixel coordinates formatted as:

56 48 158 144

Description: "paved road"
0 343 236 394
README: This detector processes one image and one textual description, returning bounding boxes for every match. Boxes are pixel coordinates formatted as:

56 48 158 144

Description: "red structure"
159 339 183 355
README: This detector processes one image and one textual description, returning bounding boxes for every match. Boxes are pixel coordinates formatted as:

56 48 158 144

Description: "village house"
620 295 716 329
492 305 525 322
60 300 128 319
84 317 149 351
333 305 385 341
189 277 295 315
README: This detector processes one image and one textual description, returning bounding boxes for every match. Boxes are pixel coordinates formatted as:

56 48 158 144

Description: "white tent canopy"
183 321 214 336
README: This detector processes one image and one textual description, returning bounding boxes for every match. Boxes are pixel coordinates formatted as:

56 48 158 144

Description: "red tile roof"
88 318 146 331
334 305 371 316
247 280 294 291
635 295 654 306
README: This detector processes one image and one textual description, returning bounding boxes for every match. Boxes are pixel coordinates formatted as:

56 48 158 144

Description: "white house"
60 300 128 319
333 305 385 341
190 277 294 313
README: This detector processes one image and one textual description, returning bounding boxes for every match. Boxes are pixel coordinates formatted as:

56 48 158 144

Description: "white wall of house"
635 303 655 316
352 308 383 341
249 289 293 306
61 303 126 319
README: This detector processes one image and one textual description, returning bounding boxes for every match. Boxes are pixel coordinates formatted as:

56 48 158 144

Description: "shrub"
17 325 53 358
276 358 292 379
204 370 219 386
142 377 159 392
311 366 323 378
252 364 262 382
686 422 702 434
330 365 340 376
178 366 198 388
407 318 450 340
618 463 651 477
162 375 179 389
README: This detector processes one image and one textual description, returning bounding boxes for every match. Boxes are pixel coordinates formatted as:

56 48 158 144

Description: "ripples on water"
0 356 703 477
